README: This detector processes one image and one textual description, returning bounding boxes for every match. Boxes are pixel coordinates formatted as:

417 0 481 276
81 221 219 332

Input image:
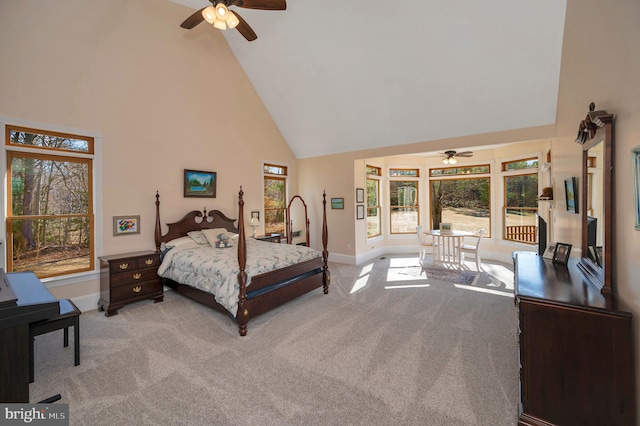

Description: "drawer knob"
133 273 142 280
145 258 154 265
133 286 142 293
119 263 129 270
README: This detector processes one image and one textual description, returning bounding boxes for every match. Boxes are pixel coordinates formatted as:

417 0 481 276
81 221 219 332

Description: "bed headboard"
154 192 238 249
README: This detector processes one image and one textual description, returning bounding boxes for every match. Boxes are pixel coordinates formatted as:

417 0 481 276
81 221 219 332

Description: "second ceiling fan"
440 150 473 165
180 0 286 42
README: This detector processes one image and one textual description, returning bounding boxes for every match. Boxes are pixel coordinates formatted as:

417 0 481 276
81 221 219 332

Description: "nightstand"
255 234 282 243
97 250 163 316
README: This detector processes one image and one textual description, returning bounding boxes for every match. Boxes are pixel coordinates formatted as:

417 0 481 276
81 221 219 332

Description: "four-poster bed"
154 188 330 336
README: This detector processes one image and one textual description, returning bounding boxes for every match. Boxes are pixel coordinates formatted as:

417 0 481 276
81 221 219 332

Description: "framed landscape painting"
184 169 216 198
564 177 578 214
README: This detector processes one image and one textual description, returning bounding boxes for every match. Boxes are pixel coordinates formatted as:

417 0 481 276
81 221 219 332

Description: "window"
366 165 381 238
5 125 94 278
389 168 419 234
263 163 287 235
429 165 491 236
503 158 538 243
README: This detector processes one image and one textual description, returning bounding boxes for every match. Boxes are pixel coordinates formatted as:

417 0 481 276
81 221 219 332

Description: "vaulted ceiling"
171 0 567 159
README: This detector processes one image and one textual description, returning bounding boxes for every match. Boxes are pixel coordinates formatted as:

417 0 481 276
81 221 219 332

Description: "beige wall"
0 0 297 303
555 0 640 412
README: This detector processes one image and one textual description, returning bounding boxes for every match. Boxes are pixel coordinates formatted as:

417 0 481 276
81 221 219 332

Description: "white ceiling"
171 0 567 159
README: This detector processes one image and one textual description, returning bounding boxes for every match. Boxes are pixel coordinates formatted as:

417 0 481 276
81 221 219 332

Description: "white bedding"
158 238 322 316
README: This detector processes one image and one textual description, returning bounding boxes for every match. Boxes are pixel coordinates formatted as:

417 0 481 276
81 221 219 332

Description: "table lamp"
250 214 260 238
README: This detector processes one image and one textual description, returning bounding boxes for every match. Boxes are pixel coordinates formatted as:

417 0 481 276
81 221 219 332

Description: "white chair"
416 225 438 265
460 229 485 271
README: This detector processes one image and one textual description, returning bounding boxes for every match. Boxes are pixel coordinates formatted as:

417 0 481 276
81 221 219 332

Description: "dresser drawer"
110 267 159 287
111 279 162 303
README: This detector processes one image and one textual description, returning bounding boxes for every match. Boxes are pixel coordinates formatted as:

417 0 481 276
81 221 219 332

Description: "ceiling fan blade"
180 7 206 29
230 0 286 10
234 12 258 41
455 151 474 157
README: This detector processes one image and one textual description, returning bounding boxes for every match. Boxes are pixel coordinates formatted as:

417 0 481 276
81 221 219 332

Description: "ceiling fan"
439 150 473 165
180 0 286 42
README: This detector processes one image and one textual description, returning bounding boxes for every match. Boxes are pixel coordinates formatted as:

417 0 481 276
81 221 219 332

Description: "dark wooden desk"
513 252 635 426
0 270 59 402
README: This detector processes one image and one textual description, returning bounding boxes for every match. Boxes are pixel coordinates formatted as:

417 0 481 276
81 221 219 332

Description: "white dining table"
425 229 476 267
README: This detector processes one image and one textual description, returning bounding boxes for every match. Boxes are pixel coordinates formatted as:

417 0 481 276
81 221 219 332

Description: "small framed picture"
439 222 452 233
331 197 344 209
356 188 365 203
356 204 365 220
552 242 572 264
184 169 217 198
113 215 140 236
633 145 640 230
564 177 578 214
542 243 556 260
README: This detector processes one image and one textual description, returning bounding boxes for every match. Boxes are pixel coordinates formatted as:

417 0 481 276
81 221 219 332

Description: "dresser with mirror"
513 104 635 425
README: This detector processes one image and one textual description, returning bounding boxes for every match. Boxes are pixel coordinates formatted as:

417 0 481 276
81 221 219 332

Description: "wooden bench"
29 298 81 383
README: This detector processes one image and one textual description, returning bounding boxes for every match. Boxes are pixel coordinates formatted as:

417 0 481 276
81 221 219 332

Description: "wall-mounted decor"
184 169 216 198
113 215 140 236
356 188 364 203
356 204 365 220
633 145 640 230
331 198 344 209
564 177 578 213
552 242 572 264
439 222 452 233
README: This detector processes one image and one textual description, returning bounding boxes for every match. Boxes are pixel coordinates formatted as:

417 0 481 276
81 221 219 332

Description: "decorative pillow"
202 228 234 248
165 236 194 248
187 230 209 245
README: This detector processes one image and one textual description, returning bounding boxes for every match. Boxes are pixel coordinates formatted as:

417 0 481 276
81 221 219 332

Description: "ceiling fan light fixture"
227 11 239 29
449 157 457 165
215 3 229 20
442 158 449 165
213 18 227 30
202 6 216 24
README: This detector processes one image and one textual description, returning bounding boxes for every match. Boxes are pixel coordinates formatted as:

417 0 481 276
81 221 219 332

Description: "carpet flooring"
29 255 518 425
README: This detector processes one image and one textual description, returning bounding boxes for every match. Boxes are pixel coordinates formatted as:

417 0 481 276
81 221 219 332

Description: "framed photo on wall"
184 169 217 198
633 145 640 230
356 188 365 203
564 177 578 213
113 215 140 236
331 198 344 209
357 204 365 220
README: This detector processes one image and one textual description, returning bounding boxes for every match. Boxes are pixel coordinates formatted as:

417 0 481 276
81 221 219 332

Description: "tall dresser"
513 251 635 426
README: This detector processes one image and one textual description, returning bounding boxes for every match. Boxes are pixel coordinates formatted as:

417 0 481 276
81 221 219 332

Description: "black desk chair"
29 299 81 383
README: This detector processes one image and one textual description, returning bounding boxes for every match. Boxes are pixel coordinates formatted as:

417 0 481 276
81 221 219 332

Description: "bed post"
236 187 249 336
155 191 162 253
322 191 330 294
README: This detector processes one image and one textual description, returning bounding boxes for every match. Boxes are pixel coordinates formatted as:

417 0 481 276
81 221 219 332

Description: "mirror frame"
578 110 614 295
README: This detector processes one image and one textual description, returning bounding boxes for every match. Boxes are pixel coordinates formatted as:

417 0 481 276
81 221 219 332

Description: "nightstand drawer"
111 268 159 287
109 258 139 274
137 255 160 269
111 279 162 302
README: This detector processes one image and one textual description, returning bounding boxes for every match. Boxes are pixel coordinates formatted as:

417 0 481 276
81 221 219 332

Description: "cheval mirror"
576 102 614 295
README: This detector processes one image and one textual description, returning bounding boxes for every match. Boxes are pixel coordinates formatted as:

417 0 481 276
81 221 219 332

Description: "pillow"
165 236 194 248
202 228 233 248
187 230 209 245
